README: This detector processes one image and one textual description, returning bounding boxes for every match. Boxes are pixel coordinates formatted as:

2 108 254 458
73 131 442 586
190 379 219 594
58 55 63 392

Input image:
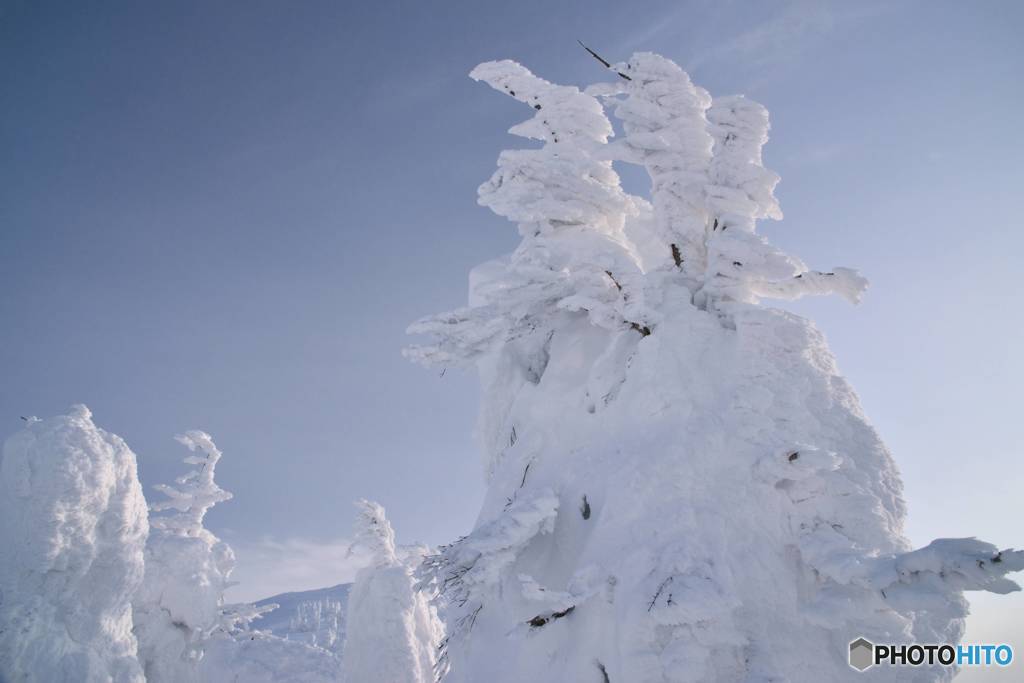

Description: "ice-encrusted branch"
749 267 869 304
416 490 559 631
150 430 233 534
405 60 653 369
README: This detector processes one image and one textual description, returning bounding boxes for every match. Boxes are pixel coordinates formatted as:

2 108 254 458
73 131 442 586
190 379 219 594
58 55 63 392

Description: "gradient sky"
2 1 1022 677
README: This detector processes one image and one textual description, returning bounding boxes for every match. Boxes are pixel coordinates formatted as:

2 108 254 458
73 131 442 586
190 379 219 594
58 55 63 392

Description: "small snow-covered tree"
132 430 267 682
341 500 442 683
408 53 1024 682
0 405 149 683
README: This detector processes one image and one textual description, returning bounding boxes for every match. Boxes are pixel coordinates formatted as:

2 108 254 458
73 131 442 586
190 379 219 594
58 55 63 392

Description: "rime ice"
406 56 1023 682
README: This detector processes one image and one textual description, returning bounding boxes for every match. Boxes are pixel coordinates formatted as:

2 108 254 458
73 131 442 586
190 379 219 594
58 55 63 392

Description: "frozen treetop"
150 430 233 534
351 499 398 568
407 54 870 372
471 60 636 238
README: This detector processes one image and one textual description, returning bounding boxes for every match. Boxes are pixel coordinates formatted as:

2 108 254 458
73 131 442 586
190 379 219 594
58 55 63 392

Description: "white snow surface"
407 56 1024 682
0 405 149 683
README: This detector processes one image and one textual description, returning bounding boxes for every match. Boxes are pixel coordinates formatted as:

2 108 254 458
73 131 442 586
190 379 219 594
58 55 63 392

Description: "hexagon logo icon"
849 637 874 671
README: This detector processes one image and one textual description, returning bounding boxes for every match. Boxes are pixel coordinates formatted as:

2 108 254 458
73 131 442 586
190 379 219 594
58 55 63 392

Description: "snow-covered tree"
406 59 654 479
341 500 442 683
0 405 149 682
132 430 268 682
408 54 1024 682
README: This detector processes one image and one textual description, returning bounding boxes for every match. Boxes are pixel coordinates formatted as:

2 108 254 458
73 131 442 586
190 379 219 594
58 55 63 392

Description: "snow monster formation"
407 54 1023 682
0 406 149 683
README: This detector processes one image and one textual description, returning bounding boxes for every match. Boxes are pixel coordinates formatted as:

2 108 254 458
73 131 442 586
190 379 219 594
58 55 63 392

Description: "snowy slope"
250 583 351 656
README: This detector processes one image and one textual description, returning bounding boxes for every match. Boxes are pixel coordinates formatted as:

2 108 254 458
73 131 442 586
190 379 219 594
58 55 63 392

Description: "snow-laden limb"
699 95 868 307
148 430 232 533
469 59 625 234
749 267 869 304
341 500 442 683
418 490 560 615
871 539 1024 597
133 431 263 682
406 60 651 375
753 437 1022 671
417 490 559 675
405 237 649 370
0 406 149 683
861 539 1024 648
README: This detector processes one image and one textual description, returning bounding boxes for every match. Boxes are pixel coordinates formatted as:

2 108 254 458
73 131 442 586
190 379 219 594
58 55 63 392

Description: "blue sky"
1 1 1021 671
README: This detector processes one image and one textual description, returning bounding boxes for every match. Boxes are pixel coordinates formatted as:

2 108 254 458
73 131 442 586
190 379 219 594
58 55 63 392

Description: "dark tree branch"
577 40 632 81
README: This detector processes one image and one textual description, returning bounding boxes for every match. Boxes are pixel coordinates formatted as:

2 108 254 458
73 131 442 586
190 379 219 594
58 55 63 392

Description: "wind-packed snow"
406 55 1024 682
0 405 149 683
341 500 442 683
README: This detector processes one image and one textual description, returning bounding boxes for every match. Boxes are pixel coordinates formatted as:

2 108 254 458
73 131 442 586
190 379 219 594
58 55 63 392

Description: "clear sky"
2 1 1021 676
